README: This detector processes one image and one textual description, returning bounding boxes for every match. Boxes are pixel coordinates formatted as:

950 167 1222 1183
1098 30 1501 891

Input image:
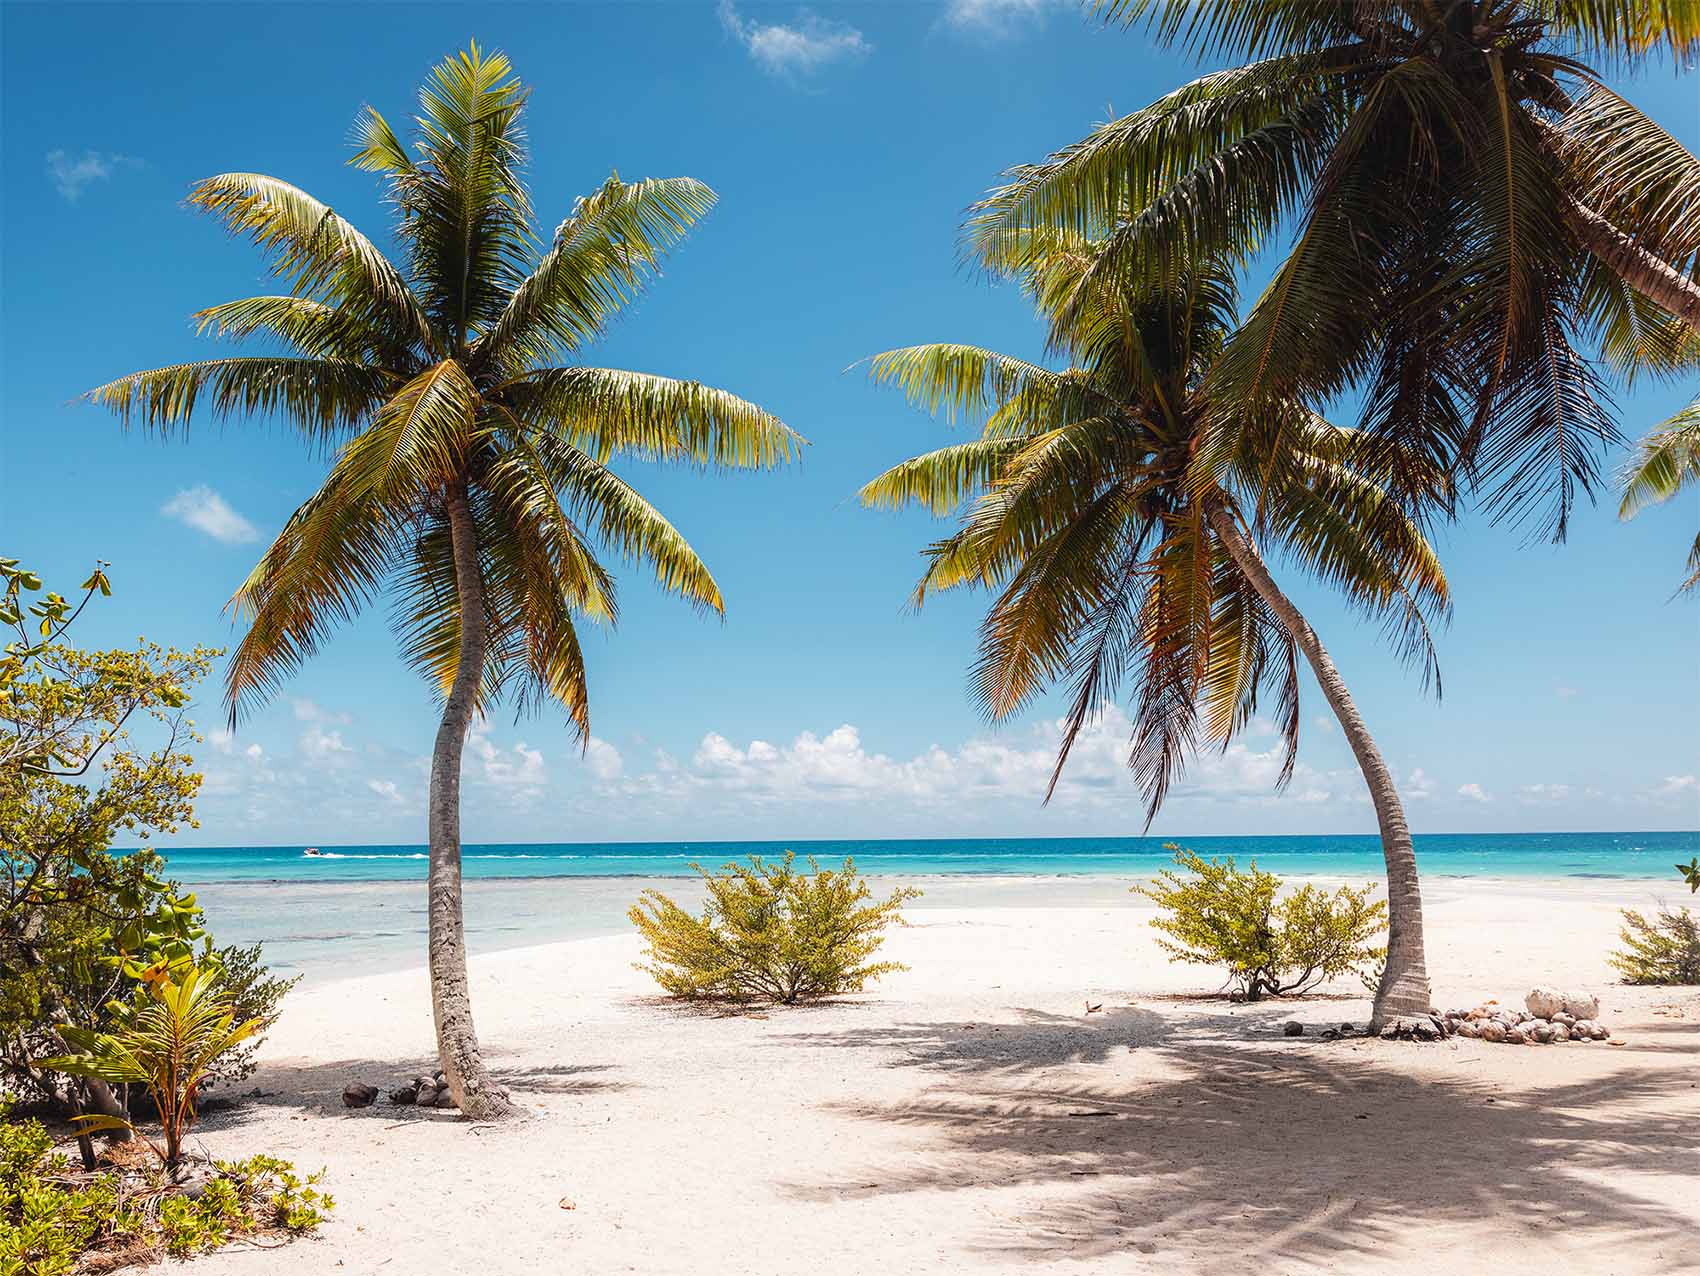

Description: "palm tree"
862 240 1450 1026
1620 398 1700 593
971 0 1700 543
87 45 801 1118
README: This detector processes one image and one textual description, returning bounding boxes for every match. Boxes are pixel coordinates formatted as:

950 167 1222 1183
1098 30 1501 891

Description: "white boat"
303 847 324 857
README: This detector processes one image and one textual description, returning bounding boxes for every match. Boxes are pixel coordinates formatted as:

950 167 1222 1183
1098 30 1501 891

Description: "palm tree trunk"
1206 504 1432 1028
1562 196 1700 330
428 481 517 1120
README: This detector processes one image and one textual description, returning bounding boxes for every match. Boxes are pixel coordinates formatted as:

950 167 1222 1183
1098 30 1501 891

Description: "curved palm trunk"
429 482 517 1120
1206 504 1432 1028
1562 196 1700 330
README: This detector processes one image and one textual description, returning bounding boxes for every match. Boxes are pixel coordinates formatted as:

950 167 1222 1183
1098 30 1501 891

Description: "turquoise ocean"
157 831 1695 979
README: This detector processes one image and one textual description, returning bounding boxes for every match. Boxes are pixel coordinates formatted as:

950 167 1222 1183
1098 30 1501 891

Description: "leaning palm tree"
87 45 800 1118
1621 398 1700 593
863 240 1450 1027
972 0 1700 542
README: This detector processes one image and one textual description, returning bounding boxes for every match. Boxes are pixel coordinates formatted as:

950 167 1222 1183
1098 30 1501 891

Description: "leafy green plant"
1678 857 1699 893
40 965 263 1165
1136 846 1388 999
630 853 920 1004
0 1101 329 1275
0 562 290 1129
1609 906 1700 985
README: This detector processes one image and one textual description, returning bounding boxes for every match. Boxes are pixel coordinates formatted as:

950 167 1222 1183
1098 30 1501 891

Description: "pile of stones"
1373 987 1613 1044
1446 987 1612 1044
387 1072 460 1108
343 1072 506 1110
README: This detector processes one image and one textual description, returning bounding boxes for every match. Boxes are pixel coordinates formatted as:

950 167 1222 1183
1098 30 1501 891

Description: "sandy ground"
181 878 1700 1275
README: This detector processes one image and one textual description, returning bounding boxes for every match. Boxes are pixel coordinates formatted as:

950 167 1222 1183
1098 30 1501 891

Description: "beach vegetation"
953 0 1700 1025
1609 906 1700 985
0 561 292 1147
83 43 801 1119
40 963 265 1166
0 1101 331 1275
1136 846 1387 1000
1619 401 1700 595
629 853 920 1003
1680 857 1700 892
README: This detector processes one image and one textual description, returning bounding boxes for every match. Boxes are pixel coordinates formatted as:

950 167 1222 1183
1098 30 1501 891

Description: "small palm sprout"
85 44 801 1118
42 964 261 1166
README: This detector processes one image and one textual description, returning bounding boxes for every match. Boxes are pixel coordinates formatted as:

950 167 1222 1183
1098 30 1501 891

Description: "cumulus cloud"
1457 782 1491 803
596 708 1359 817
718 0 870 75
468 721 546 792
161 485 260 544
1405 768 1434 800
1520 782 1571 804
300 725 353 759
47 148 139 201
585 737 624 782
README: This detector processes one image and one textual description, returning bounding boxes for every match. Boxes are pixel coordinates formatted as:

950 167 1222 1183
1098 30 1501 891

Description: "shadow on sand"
778 1008 1700 1269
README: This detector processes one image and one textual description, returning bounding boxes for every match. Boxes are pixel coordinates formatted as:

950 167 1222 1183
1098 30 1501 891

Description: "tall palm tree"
862 240 1450 1026
1621 398 1700 593
87 45 800 1118
971 0 1700 543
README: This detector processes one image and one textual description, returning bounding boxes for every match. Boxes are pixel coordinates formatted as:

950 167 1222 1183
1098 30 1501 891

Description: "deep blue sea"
157 831 1696 885
153 832 1696 979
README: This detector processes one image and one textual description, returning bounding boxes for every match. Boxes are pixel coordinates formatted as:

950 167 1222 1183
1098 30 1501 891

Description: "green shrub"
0 563 293 1118
629 852 921 1003
0 1100 330 1275
1135 845 1387 999
1609 906 1700 985
41 965 264 1166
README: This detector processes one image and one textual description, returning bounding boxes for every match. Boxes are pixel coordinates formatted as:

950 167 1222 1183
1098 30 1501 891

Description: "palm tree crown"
863 239 1449 818
89 43 801 732
969 0 1700 542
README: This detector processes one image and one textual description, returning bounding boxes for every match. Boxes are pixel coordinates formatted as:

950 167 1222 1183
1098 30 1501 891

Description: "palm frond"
478 175 718 368
85 357 394 443
188 172 437 354
501 365 801 469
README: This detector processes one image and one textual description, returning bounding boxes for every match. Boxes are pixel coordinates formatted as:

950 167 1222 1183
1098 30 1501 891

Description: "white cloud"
585 737 624 782
718 0 870 75
1311 714 1335 734
367 778 405 805
1656 774 1697 798
1520 782 1571 804
468 721 546 792
161 485 260 544
945 0 1064 33
46 148 139 201
1406 768 1433 800
1457 782 1491 803
1555 685 1580 699
596 708 1358 817
300 724 352 759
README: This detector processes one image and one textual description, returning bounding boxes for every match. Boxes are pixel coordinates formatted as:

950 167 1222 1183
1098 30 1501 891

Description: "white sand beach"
188 878 1700 1275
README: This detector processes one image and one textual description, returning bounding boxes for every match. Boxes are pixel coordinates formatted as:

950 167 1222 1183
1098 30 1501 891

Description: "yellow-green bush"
1135 845 1387 999
1609 906 1700 985
629 853 920 1003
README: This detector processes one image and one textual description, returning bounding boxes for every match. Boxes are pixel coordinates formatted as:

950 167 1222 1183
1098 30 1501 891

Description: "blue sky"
3 1 1696 846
